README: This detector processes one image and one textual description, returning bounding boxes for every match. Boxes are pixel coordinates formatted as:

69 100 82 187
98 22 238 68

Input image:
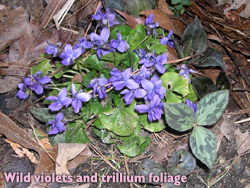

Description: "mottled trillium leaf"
164 103 194 132
192 76 216 99
139 114 165 132
65 122 90 143
216 71 230 90
192 48 225 69
190 126 217 169
161 72 189 103
181 16 207 54
117 135 150 157
135 159 166 185
167 149 196 176
99 100 138 136
196 90 229 126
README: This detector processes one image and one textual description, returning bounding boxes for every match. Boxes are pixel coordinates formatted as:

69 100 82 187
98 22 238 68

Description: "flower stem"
134 35 149 49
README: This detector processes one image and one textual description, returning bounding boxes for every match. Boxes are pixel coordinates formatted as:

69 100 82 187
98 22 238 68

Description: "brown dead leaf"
76 0 100 22
220 115 234 140
140 9 182 37
151 147 170 162
202 69 221 84
0 6 28 52
0 112 57 175
234 128 250 154
245 183 250 188
167 46 178 60
0 23 59 93
116 10 145 29
41 0 69 28
39 138 53 149
56 143 88 175
24 0 44 25
67 146 92 171
156 0 173 15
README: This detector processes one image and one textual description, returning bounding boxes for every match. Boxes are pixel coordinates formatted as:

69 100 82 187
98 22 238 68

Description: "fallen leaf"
67 146 92 171
151 147 170 162
41 0 69 28
140 9 182 37
53 0 75 30
156 0 173 15
245 183 250 188
116 9 145 29
0 23 59 93
0 6 28 52
234 128 250 154
56 143 88 175
220 115 234 140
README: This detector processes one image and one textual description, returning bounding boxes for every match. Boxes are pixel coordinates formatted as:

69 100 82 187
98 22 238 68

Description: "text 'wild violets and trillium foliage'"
17 6 229 173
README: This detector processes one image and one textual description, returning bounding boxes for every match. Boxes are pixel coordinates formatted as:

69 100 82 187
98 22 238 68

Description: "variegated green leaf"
190 126 217 169
164 103 194 132
196 90 229 126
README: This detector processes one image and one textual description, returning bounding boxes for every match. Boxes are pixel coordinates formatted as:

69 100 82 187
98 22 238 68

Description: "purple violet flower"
121 88 147 105
60 44 82 66
92 6 118 28
45 41 62 57
133 65 151 84
90 27 112 59
109 68 139 90
71 83 92 113
74 37 93 54
47 113 66 135
160 30 175 48
133 49 152 60
135 95 163 122
88 77 107 99
145 14 159 36
177 64 197 83
186 99 197 117
17 82 29 100
20 71 51 95
110 33 129 53
139 51 167 74
46 88 72 112
141 75 166 101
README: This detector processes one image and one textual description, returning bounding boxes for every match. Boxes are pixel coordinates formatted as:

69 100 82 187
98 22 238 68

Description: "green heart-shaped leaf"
190 126 217 169
99 100 138 136
139 114 165 132
161 72 189 103
164 103 194 132
196 90 229 126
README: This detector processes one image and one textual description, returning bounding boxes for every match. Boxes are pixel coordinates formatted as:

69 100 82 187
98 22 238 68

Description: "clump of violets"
47 113 67 135
45 41 62 57
145 14 159 36
17 71 51 100
60 44 82 66
177 64 197 83
92 6 118 28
